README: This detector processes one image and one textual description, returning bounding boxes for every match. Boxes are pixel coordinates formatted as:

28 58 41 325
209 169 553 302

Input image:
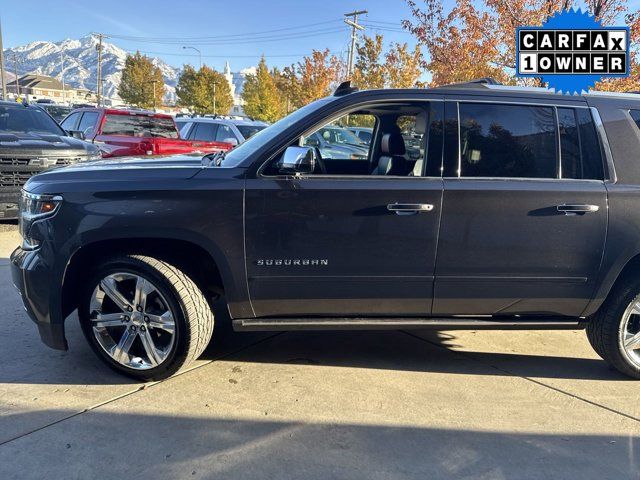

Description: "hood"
24 153 220 192
0 132 97 156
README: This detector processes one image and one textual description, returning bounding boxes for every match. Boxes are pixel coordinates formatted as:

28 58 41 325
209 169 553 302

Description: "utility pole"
60 51 66 104
344 10 367 79
95 33 104 106
0 18 7 100
12 53 20 98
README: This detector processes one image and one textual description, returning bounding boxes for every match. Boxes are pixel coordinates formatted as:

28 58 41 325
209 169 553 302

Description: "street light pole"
12 53 20 98
182 46 202 70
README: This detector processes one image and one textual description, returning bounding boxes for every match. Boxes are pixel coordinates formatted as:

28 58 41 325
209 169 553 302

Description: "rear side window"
458 103 557 178
101 114 178 138
215 124 236 142
558 108 604 180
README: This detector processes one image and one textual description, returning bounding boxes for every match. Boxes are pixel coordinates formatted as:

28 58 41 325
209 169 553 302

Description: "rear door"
433 99 608 317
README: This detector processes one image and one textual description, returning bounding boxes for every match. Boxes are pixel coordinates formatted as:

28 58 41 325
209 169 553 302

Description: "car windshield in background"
320 127 364 146
221 97 332 167
101 114 178 138
0 106 64 135
41 105 73 123
237 125 266 139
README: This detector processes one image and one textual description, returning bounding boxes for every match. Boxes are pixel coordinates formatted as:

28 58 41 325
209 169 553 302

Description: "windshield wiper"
202 150 226 167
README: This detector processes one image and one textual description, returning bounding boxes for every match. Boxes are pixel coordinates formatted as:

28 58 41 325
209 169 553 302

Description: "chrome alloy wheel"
90 272 176 370
619 294 640 368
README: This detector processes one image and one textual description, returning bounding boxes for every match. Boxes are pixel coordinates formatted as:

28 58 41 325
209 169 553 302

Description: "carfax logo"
516 9 630 94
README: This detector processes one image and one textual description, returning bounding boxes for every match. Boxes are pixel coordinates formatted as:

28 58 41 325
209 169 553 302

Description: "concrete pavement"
0 228 638 479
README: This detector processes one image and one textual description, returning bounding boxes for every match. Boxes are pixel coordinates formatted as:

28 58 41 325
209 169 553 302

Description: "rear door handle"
387 203 434 215
556 204 599 215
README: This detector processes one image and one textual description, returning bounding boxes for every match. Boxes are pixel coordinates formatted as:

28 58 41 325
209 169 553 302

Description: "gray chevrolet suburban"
11 80 640 381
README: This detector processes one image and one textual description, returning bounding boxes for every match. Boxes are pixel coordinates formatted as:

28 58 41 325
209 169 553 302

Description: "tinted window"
236 125 266 140
60 112 81 131
458 103 557 178
357 131 372 143
425 103 445 177
101 114 178 138
631 110 640 130
442 102 459 177
78 112 99 137
192 123 218 141
558 108 604 180
215 124 236 142
576 109 604 180
0 105 63 135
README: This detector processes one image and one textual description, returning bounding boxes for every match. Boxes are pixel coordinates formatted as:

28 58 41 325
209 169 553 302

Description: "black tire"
79 255 215 381
586 277 640 379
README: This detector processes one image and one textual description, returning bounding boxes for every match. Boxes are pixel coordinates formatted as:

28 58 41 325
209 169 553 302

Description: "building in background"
224 62 255 116
5 73 96 104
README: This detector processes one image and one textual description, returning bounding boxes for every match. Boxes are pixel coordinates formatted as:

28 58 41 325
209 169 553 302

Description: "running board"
232 317 585 332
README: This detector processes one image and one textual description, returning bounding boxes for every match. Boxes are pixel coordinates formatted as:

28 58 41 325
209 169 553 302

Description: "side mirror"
278 146 316 174
222 137 239 147
66 130 86 141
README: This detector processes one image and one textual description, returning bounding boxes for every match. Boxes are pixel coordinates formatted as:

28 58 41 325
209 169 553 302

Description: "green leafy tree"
176 65 233 115
241 57 283 122
118 51 165 108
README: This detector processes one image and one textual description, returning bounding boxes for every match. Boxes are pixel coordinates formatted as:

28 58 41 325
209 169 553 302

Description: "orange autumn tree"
403 0 637 90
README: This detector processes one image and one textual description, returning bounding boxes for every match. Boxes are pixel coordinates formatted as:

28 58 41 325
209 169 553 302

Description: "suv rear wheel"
586 279 640 379
79 255 214 381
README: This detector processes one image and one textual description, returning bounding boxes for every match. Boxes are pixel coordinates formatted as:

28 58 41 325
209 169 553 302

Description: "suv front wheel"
79 255 215 381
587 279 640 379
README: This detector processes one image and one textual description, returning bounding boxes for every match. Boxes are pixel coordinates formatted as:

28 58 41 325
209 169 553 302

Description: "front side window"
458 103 557 178
60 112 81 131
215 124 236 142
192 123 218 141
78 112 99 137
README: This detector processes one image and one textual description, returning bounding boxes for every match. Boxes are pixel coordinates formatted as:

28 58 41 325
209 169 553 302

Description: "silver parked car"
176 117 268 146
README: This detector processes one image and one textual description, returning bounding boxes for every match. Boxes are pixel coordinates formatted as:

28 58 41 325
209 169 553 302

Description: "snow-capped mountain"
3 35 180 103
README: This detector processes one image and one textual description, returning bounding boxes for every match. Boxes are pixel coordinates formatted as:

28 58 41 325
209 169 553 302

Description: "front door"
244 103 444 317
433 100 608 317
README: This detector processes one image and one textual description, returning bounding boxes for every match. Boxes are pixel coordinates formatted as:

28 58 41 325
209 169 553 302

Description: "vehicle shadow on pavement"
0 410 638 480
201 325 628 382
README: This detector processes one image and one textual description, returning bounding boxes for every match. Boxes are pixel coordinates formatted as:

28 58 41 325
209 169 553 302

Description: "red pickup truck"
60 108 232 158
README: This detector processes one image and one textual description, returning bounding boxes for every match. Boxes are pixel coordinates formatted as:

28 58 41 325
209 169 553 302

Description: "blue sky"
0 0 426 72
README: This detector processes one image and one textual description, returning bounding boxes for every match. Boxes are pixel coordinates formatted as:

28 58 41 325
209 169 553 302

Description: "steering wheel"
313 147 327 174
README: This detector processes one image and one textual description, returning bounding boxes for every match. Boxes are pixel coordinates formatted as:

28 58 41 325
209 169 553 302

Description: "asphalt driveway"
0 228 638 479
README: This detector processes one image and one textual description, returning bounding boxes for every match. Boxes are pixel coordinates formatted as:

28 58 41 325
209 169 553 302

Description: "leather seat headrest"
381 133 406 156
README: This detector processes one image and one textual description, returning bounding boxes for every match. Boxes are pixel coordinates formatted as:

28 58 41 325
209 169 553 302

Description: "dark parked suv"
0 101 100 219
11 80 640 380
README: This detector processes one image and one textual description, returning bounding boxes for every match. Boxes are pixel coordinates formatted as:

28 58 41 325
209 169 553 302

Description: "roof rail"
437 77 502 89
333 80 358 97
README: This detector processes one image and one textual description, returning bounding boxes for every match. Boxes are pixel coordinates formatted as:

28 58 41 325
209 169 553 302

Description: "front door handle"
556 204 599 215
387 203 434 215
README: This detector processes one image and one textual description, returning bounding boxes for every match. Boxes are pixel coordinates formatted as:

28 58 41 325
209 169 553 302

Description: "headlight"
19 191 63 250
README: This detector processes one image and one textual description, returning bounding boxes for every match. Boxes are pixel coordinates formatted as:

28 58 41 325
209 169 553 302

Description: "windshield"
101 114 179 138
319 127 364 146
236 125 266 140
0 105 64 135
42 105 72 123
222 97 333 167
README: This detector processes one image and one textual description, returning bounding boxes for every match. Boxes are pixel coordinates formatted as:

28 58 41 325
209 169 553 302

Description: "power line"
105 19 344 43
128 49 336 59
